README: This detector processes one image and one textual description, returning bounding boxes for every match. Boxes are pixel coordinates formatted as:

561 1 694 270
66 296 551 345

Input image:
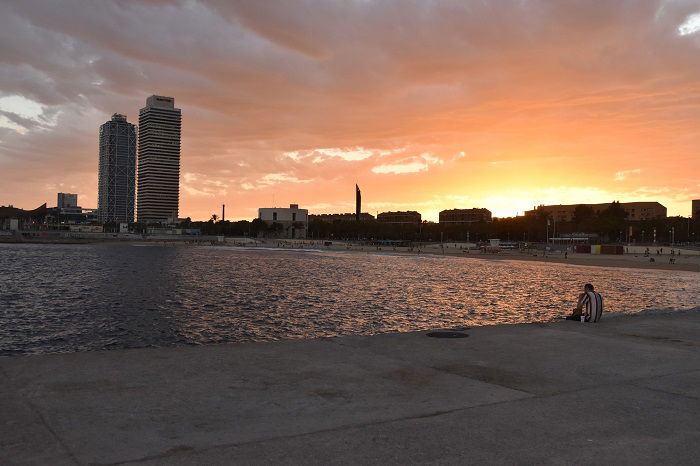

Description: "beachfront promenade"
2 311 699 465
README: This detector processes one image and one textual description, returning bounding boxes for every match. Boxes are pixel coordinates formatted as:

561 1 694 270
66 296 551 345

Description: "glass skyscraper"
136 95 182 224
98 114 136 223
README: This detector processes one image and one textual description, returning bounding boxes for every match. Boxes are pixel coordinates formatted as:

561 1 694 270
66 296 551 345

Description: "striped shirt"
579 291 604 322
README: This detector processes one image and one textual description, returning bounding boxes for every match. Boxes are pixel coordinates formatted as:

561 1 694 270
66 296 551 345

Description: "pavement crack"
523 368 700 401
627 382 700 401
107 396 533 465
1 364 80 464
24 397 82 465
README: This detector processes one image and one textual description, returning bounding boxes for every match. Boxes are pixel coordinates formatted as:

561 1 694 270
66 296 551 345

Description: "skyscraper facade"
98 114 136 223
137 95 181 223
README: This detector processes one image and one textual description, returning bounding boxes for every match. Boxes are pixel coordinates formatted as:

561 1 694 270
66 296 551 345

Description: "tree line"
163 202 698 244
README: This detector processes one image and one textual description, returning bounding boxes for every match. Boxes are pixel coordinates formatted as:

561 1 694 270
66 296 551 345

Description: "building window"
292 213 296 221
273 212 277 221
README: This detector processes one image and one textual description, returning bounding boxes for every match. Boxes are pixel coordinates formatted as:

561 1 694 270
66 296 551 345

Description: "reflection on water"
1 243 698 356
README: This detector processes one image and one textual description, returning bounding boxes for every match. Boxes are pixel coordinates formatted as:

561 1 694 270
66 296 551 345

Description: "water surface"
1 243 698 356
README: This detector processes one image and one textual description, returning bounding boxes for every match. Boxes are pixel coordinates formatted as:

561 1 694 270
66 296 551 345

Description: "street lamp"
671 227 675 246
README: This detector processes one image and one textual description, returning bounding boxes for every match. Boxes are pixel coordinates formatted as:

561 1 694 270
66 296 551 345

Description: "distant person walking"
566 284 604 322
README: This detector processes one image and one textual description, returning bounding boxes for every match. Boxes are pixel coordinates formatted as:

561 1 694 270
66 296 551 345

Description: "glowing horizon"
1 1 699 222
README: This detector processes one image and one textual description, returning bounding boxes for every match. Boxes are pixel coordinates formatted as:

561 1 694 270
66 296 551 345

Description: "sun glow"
1 1 699 220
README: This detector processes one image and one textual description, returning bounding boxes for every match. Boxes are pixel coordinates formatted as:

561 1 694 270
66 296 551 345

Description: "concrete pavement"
2 311 699 465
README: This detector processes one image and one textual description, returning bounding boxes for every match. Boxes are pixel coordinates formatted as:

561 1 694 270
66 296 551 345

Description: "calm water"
1 243 698 356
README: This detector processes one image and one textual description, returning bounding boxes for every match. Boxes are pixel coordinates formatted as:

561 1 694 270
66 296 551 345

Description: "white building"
258 204 308 239
137 95 182 224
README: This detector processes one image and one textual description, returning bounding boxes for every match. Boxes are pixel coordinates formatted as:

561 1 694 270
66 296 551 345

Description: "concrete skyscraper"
137 95 182 223
98 114 136 223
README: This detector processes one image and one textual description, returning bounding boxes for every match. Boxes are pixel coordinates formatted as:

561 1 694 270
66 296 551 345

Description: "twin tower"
97 95 182 224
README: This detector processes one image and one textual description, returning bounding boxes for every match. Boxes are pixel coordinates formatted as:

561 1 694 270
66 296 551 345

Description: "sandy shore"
232 240 700 272
460 250 700 272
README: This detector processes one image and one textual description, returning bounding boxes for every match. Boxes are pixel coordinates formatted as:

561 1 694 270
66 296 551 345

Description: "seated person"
566 283 604 322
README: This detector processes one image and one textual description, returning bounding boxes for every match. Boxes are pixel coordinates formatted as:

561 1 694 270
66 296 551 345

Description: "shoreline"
5 306 699 359
220 242 700 272
3 238 699 272
462 250 700 272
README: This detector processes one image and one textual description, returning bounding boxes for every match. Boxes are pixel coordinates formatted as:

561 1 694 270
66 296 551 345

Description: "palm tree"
210 214 218 223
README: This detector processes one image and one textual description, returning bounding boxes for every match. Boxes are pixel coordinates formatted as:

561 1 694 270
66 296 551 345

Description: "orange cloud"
1 0 699 220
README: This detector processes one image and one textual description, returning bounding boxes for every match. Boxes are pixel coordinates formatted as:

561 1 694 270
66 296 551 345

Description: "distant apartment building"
439 208 492 223
52 193 97 224
98 114 136 223
693 200 700 219
309 213 375 223
258 204 308 238
524 202 667 222
137 96 182 224
377 211 422 224
57 193 78 209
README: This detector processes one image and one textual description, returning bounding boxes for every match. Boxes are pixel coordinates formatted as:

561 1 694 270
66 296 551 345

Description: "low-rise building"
258 204 308 238
0 204 48 230
68 225 104 233
46 193 98 224
377 211 422 224
524 202 666 222
45 207 99 225
309 213 375 223
439 208 492 223
693 200 700 219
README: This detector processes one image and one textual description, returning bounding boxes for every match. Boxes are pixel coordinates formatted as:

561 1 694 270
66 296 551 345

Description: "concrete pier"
2 311 699 465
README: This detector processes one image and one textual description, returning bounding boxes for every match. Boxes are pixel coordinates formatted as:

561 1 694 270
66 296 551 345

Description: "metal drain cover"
426 331 469 338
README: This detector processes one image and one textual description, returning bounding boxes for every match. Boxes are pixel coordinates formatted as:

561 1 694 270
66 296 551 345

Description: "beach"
4 232 698 272
462 249 700 272
232 239 700 273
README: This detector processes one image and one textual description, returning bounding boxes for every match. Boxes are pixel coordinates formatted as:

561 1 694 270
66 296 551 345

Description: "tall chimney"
222 204 225 222
356 184 361 222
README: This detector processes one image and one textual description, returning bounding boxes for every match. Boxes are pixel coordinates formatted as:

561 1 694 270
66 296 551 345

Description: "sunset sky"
1 0 699 221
